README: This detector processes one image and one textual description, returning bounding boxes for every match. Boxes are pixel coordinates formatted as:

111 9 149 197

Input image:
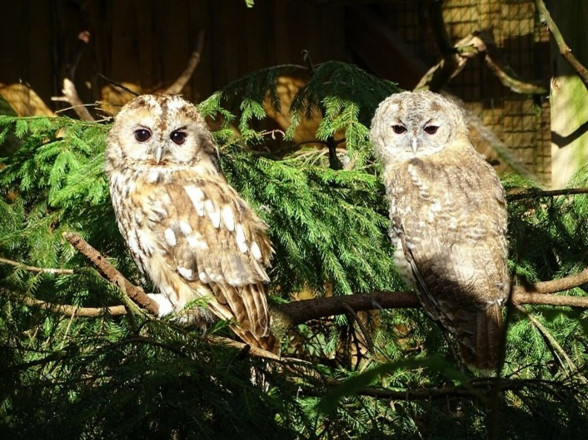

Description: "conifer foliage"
1 61 588 438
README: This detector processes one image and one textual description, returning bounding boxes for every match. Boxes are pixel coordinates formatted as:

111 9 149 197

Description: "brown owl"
370 91 509 370
105 94 276 352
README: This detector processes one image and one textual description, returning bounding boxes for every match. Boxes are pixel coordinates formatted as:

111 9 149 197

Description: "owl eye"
134 128 152 142
392 125 407 134
424 125 439 135
170 130 187 145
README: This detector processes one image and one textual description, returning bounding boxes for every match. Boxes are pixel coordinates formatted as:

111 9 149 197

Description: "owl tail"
232 328 279 354
455 303 504 371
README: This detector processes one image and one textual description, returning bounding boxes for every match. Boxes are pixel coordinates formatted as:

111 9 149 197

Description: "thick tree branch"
534 0 588 90
523 267 588 294
275 291 418 326
7 234 588 328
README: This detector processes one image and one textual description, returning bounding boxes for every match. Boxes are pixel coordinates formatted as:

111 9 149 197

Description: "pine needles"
1 61 588 438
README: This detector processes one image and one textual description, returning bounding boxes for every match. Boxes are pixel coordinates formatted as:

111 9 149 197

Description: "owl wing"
138 176 274 345
390 154 509 368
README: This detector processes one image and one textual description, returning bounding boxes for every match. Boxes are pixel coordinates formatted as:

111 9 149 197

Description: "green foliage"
0 61 587 438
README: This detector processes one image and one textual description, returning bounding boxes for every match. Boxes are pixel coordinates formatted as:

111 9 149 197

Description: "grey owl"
370 91 509 370
105 94 276 352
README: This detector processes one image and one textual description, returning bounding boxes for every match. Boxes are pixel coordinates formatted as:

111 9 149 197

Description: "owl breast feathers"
370 91 509 370
105 94 275 351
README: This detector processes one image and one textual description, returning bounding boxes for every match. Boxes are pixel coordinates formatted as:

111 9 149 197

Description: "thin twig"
2 290 126 317
535 0 588 89
341 302 375 356
514 304 588 384
0 257 74 275
508 187 588 201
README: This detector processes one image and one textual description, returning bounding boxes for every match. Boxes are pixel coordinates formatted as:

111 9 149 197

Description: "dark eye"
392 125 407 134
424 125 439 135
134 128 152 142
170 131 187 145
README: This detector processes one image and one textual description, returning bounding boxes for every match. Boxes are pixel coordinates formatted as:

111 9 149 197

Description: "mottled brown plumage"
105 94 275 351
370 91 509 370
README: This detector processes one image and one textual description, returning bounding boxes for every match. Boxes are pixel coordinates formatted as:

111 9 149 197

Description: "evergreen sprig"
1 61 588 438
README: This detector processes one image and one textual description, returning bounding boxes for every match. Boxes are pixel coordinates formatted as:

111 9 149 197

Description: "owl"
370 91 509 370
105 94 276 352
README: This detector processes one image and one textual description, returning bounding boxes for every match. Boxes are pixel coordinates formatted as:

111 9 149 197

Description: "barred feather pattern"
105 94 275 351
371 91 509 370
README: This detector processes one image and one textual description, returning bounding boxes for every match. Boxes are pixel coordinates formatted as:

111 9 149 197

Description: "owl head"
370 91 469 165
105 94 219 173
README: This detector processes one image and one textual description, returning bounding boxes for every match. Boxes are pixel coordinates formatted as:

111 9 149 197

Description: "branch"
513 304 585 382
535 0 588 89
275 291 418 326
62 232 159 315
51 79 96 121
0 257 74 275
522 267 588 294
1 290 126 317
165 30 206 95
314 377 542 401
416 2 546 95
9 234 588 328
50 31 96 121
508 187 588 201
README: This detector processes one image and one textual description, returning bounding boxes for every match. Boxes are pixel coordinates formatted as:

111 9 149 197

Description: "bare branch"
9 234 588 330
523 267 588 294
416 2 546 95
2 290 126 317
508 187 588 202
0 256 74 275
275 291 418 326
51 79 96 121
165 30 206 95
62 232 159 316
535 0 588 89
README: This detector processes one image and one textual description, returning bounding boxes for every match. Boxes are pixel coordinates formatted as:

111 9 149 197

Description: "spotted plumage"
105 94 275 351
370 91 509 370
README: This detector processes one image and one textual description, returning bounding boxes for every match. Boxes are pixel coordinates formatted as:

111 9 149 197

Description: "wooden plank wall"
0 0 348 111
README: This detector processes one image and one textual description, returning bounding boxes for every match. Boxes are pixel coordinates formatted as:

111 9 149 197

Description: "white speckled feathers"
105 94 275 351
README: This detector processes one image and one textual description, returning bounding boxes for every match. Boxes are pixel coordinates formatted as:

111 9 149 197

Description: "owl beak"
153 145 165 164
411 137 419 153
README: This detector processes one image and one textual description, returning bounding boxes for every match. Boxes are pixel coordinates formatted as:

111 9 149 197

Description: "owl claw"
147 293 175 317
